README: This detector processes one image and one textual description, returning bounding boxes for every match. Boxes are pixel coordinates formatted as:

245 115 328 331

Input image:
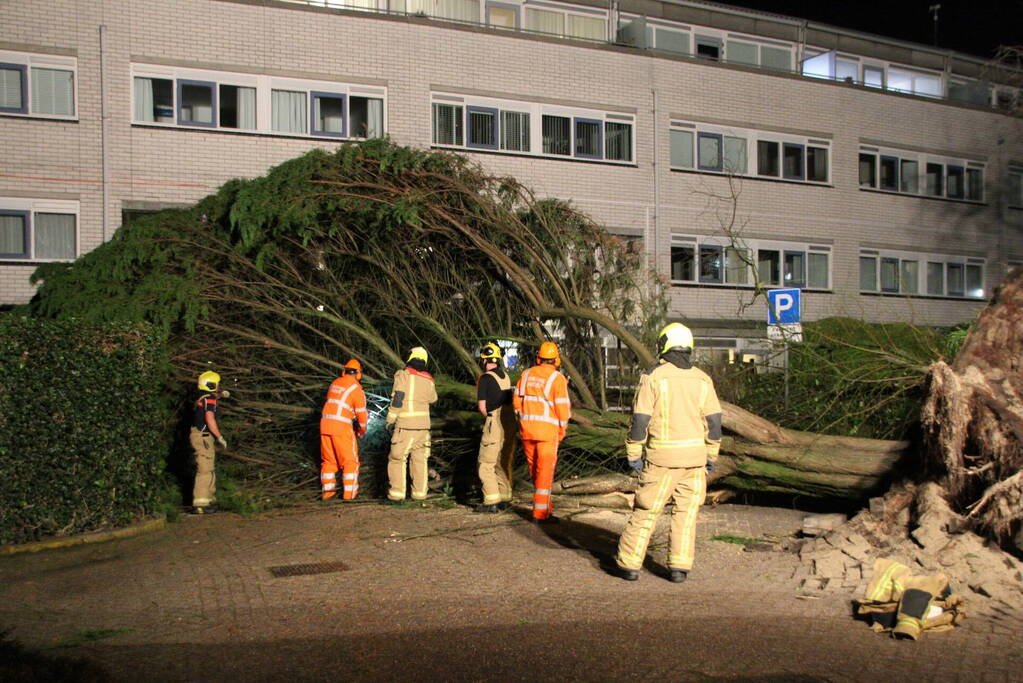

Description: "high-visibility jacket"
626 358 722 468
386 366 437 430
513 363 571 442
320 375 368 436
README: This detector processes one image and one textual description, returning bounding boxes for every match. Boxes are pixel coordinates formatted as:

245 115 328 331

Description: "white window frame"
524 2 608 41
130 63 386 140
1008 167 1023 208
0 50 78 120
858 145 984 203
0 198 80 262
670 121 830 186
431 92 635 165
859 248 985 299
671 235 831 291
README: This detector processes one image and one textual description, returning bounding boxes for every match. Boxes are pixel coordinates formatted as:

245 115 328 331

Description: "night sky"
722 0 1022 59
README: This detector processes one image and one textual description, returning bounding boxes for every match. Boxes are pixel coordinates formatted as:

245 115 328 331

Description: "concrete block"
868 497 885 517
814 551 846 579
803 513 847 537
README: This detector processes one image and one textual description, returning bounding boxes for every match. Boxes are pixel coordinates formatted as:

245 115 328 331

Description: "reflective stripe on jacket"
628 359 722 468
320 375 369 435
513 363 570 442
387 367 438 430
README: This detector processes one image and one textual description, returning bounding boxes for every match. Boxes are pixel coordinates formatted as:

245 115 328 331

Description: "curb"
0 514 167 556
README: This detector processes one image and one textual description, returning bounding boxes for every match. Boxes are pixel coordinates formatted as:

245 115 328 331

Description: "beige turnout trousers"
387 427 431 500
477 408 516 504
189 427 217 507
616 463 706 571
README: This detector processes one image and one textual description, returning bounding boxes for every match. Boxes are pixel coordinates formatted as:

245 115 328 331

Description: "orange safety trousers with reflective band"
513 364 570 442
319 376 367 499
522 439 558 520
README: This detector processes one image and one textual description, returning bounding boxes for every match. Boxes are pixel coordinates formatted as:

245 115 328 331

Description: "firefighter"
386 346 438 502
320 359 369 501
615 322 722 582
474 342 516 513
190 370 229 515
513 341 571 523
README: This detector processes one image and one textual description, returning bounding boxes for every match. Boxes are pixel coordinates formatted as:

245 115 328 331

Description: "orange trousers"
522 439 558 520
320 431 359 500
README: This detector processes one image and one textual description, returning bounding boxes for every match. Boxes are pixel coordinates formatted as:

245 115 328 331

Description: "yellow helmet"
480 342 503 362
657 323 694 355
197 370 221 391
537 341 561 368
407 346 428 364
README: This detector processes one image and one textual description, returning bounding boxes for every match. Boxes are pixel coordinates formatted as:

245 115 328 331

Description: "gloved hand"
628 458 644 475
219 389 231 398
706 460 716 475
216 436 228 449
385 421 395 435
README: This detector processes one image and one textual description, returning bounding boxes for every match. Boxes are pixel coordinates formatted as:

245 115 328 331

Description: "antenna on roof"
929 4 941 47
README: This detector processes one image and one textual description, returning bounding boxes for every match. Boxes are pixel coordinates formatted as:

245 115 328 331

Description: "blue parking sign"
767 288 801 325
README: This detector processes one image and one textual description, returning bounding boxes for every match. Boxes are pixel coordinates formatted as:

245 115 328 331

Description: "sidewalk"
1 501 1019 681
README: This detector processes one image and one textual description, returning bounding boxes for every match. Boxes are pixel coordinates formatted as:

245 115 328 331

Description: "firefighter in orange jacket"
320 359 369 501
513 341 571 523
615 323 722 582
386 346 438 502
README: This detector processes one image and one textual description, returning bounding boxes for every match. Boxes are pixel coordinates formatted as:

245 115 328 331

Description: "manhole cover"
268 561 350 578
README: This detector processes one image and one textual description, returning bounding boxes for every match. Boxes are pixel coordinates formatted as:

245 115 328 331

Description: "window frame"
670 235 830 291
574 116 603 160
177 78 217 128
0 50 78 120
859 145 985 204
0 209 30 259
697 132 723 172
0 63 28 114
466 104 499 150
0 199 80 262
310 91 347 138
861 248 985 299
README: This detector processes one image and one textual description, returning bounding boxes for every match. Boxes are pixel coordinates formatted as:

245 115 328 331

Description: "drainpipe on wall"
99 24 109 243
652 88 660 276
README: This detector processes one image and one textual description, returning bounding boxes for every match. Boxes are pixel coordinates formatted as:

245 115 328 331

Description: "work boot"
618 567 640 581
496 501 511 512
474 504 500 514
386 498 405 507
669 569 689 583
191 505 218 515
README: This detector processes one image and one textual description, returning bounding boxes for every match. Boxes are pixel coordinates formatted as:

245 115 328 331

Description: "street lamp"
929 4 941 46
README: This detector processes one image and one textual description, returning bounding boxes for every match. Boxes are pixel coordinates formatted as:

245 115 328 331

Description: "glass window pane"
757 140 779 176
575 119 601 157
526 8 563 35
670 244 695 281
880 257 899 292
900 160 919 193
501 110 530 152
725 247 749 284
134 77 173 122
880 156 898 191
0 212 27 256
807 146 828 182
948 263 965 296
723 136 747 174
670 129 694 168
900 260 919 294
34 213 76 259
468 108 497 147
1011 173 1023 207
696 38 720 60
314 94 344 134
888 68 912 93
697 133 722 171
542 114 570 155
605 122 631 161
180 82 214 125
783 144 804 180
926 163 943 196
220 85 256 130
31 67 74 116
914 73 942 97
726 40 757 66
757 249 780 285
761 46 790 71
859 153 876 187
836 60 857 81
927 262 944 295
864 66 884 88
966 169 983 201
966 264 984 298
784 251 805 286
350 96 383 138
567 14 605 41
656 27 689 54
808 252 829 289
699 245 722 282
0 66 25 110
859 256 877 291
487 6 516 28
947 166 965 199
272 89 307 134
432 103 463 145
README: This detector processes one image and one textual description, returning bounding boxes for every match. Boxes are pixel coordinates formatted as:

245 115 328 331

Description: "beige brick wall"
2 0 1020 330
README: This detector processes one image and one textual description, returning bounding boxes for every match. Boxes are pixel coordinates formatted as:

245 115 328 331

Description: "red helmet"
343 358 363 381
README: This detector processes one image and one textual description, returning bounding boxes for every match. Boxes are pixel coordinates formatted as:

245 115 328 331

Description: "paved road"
1 502 1019 681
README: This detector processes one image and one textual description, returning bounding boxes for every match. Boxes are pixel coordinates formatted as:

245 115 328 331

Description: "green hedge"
0 317 171 544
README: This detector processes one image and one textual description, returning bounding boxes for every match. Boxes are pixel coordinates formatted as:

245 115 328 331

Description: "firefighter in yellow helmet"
385 346 438 502
513 340 571 522
190 370 230 514
474 342 517 513
319 359 369 501
615 323 722 581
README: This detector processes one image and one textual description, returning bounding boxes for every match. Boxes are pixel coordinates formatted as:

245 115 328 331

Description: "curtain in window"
34 213 76 259
436 0 478 22
501 111 529 151
400 0 431 14
526 9 564 35
808 253 829 288
365 98 383 138
32 68 74 115
237 86 256 129
567 15 605 41
272 90 307 133
0 67 23 109
134 77 155 122
670 130 693 168
0 214 26 255
900 260 919 294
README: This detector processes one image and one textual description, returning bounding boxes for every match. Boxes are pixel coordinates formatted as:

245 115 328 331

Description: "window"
0 202 78 261
468 106 498 148
725 247 749 284
350 96 384 139
782 144 804 180
807 146 828 182
880 156 898 191
859 153 877 188
501 111 530 152
575 118 602 158
860 256 878 291
699 245 723 283
698 133 722 171
272 89 307 134
567 14 606 41
134 77 173 122
880 257 899 292
926 163 943 197
966 264 984 298
900 260 919 294
312 92 345 136
723 136 747 174
433 103 463 145
654 26 690 54
487 3 517 28
808 251 829 288
966 168 983 201
758 249 780 286
761 46 791 71
863 66 884 88
219 85 256 129
178 80 215 126
865 250 984 298
605 121 632 162
836 59 858 82
671 240 695 281
526 8 564 35
670 129 694 168
946 166 965 200
757 141 779 177
727 40 757 66
947 263 965 296
672 238 826 290
900 160 919 194
0 52 77 118
927 262 944 295
1009 170 1023 207
696 36 721 60
542 114 571 156
784 250 805 287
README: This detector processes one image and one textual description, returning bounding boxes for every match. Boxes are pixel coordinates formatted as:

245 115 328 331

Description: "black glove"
706 460 716 475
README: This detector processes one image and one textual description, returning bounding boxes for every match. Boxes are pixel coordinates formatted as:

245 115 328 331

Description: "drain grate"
268 561 350 578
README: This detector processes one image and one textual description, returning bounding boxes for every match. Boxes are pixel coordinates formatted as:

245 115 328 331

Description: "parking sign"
767 288 801 325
